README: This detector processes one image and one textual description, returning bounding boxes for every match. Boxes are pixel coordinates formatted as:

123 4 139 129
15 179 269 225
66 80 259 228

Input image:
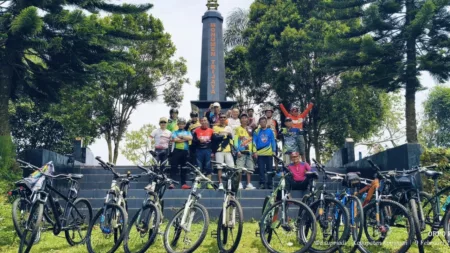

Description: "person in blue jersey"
170 118 193 190
253 117 277 189
279 117 302 164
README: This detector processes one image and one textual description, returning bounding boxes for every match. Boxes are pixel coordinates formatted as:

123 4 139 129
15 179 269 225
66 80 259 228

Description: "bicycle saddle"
424 170 443 179
306 171 319 179
69 174 83 179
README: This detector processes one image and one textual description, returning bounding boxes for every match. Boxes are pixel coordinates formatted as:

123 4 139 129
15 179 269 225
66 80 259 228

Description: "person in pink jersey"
286 152 311 191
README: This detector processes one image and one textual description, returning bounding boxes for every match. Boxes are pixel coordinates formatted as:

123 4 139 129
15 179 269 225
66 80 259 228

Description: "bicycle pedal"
211 230 218 238
255 230 260 236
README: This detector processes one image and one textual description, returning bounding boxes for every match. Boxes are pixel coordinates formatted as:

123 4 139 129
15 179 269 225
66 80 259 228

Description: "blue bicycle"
325 169 364 252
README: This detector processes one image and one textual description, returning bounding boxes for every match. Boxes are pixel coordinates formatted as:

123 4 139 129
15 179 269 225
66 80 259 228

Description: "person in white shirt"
227 108 241 136
150 117 172 165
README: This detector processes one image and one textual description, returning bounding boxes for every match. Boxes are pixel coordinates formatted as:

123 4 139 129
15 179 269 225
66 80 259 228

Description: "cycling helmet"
170 108 179 114
177 117 187 124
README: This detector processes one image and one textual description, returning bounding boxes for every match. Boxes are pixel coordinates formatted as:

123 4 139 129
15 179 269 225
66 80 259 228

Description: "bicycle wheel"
408 198 424 253
115 200 128 243
361 199 414 253
305 198 350 253
164 203 209 253
217 199 244 253
86 203 128 253
18 203 43 253
260 199 317 253
12 198 32 239
123 203 161 253
65 198 93 246
443 208 450 246
345 196 364 245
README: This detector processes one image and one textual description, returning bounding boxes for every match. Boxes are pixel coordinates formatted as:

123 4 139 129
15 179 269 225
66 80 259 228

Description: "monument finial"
206 0 219 10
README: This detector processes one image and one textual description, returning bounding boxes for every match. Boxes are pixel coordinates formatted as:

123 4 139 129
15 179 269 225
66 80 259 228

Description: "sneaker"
239 183 244 190
218 183 224 190
181 184 191 190
206 183 214 190
260 184 265 189
246 183 256 190
169 184 175 189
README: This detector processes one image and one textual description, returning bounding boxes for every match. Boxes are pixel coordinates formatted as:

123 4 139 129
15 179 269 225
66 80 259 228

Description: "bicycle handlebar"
186 162 212 182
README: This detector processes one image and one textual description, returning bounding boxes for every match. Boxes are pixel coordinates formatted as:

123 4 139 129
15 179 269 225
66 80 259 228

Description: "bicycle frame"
30 177 83 234
180 175 203 231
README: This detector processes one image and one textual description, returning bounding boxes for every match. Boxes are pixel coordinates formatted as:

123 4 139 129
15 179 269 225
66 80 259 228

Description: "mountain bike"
18 166 92 253
356 160 415 253
11 159 58 243
163 162 217 253
256 155 317 253
301 159 350 253
210 161 246 253
86 156 140 253
325 170 364 252
123 160 178 253
378 164 437 252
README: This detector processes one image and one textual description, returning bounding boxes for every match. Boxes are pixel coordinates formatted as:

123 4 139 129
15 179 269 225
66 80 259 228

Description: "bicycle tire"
65 198 93 246
361 199 415 253
408 198 424 253
307 198 351 253
12 198 31 239
115 200 128 244
217 199 244 253
260 199 317 253
345 195 364 245
443 208 450 246
86 203 128 253
123 203 161 253
163 203 209 253
18 202 44 253
262 195 271 215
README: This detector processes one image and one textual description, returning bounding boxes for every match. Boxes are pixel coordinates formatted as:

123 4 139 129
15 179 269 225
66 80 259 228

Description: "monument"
191 0 236 116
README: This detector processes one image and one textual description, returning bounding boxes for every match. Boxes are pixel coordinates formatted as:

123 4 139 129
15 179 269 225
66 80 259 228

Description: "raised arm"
300 102 314 118
279 103 291 118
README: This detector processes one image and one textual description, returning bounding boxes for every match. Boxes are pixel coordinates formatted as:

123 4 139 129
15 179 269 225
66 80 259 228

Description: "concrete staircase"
76 166 342 221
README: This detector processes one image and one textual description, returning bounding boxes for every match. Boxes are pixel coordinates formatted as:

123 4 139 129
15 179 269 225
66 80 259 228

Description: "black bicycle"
18 163 92 253
11 159 57 243
86 156 141 253
301 159 351 253
124 159 178 253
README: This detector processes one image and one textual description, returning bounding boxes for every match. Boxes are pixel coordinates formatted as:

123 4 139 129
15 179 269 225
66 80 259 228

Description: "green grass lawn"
1 198 449 253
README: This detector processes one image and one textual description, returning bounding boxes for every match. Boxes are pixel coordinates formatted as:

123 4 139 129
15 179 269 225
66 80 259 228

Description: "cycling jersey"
279 103 314 129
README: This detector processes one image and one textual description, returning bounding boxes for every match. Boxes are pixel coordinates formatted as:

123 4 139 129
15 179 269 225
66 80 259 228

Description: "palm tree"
223 8 249 50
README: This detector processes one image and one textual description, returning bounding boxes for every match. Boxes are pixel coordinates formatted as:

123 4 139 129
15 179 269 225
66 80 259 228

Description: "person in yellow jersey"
234 113 256 190
212 112 236 190
185 112 201 166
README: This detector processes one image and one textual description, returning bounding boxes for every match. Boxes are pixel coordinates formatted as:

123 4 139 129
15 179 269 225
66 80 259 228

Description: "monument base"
191 100 237 117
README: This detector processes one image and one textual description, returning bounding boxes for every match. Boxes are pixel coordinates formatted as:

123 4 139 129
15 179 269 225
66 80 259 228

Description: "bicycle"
210 160 246 253
301 159 350 253
11 159 58 243
356 160 415 253
163 162 217 253
325 170 364 252
86 156 141 253
124 160 178 253
256 155 317 253
18 163 92 253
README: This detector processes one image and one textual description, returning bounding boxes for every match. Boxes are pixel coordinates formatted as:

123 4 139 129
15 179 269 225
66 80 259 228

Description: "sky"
88 0 442 165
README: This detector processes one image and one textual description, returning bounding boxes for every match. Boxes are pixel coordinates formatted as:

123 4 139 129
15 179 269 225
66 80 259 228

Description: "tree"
358 92 406 154
121 124 156 166
0 1 152 170
324 0 450 143
224 8 249 49
52 13 189 163
423 85 450 147
9 98 75 154
243 0 386 162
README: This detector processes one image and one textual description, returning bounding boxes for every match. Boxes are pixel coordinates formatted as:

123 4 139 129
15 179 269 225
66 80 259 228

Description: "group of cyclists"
149 99 315 191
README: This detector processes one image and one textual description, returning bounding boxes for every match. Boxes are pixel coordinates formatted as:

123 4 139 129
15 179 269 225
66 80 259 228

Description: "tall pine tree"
325 0 450 143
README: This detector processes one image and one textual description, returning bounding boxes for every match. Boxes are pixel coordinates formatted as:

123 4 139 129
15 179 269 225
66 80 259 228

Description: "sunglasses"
160 122 167 124
220 117 227 119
